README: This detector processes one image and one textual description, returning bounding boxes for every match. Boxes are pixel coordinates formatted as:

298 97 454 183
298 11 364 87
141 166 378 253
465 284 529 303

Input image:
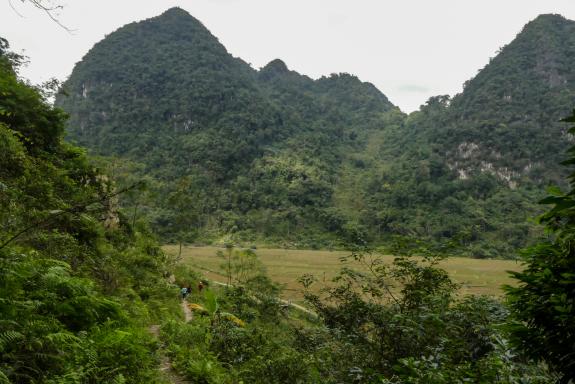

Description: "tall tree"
167 176 201 258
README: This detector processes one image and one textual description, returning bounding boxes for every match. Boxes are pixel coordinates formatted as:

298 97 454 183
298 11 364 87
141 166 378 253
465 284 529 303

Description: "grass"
164 245 522 304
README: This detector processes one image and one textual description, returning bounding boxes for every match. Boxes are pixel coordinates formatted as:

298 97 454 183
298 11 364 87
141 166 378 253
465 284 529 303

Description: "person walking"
180 286 188 300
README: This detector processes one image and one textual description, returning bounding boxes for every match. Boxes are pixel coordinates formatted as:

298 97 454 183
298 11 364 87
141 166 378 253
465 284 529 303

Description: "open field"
164 245 523 304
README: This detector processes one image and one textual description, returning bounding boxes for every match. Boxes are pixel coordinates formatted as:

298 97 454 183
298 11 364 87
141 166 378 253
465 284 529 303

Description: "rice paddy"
164 245 522 304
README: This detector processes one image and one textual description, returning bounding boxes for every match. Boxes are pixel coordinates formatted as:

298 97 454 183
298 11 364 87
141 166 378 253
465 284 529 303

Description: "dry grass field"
164 245 522 304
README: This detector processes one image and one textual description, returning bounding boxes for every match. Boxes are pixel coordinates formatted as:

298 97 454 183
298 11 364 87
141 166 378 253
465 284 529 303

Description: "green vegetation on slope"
334 14 575 257
56 10 575 258
0 37 181 383
54 7 400 250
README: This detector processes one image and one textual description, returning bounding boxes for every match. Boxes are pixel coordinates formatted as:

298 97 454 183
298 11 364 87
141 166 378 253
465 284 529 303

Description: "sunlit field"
164 245 522 304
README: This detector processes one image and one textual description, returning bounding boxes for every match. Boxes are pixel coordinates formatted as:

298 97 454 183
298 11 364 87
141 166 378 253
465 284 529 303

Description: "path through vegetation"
149 300 192 384
210 280 317 317
181 299 193 322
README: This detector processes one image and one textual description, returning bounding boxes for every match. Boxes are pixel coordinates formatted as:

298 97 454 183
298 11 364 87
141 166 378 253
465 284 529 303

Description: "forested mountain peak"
56 8 403 249
259 58 291 79
315 73 394 113
261 58 289 73
56 10 575 257
58 6 260 154
68 4 242 88
453 12 575 111
349 13 575 257
526 13 570 28
419 12 575 188
153 6 215 37
160 6 194 18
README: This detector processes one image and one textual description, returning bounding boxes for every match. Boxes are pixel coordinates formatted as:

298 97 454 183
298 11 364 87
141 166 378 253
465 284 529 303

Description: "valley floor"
164 245 522 304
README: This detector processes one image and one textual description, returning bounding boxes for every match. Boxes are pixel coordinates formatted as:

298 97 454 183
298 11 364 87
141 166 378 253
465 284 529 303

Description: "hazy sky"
2 0 575 112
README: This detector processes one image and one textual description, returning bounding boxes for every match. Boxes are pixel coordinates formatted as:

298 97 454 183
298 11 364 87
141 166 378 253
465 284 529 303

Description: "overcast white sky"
2 0 575 112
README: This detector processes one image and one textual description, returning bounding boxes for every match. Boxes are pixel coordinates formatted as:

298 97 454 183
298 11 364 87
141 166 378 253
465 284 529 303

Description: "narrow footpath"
148 280 313 383
181 299 193 322
210 280 317 317
148 300 192 384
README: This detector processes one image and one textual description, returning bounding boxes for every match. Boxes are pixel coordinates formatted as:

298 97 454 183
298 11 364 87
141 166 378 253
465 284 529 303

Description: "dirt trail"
148 282 312 383
210 280 317 317
148 300 192 384
181 299 193 322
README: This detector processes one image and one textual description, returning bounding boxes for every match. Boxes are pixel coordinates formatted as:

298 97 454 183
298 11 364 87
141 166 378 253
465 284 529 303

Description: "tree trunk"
132 202 139 228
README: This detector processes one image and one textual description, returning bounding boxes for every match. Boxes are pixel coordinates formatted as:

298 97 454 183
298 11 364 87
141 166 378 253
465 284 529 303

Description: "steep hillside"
433 14 575 185
57 7 398 247
57 10 575 256
59 7 276 177
356 14 575 257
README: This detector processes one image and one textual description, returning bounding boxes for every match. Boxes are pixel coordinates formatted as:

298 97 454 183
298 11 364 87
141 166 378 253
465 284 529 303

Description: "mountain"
59 7 273 172
57 10 575 256
57 7 397 248
357 13 575 257
427 14 575 185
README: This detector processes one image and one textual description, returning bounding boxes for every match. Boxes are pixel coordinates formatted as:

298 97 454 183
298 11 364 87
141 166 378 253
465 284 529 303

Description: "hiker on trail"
180 286 188 300
198 281 204 293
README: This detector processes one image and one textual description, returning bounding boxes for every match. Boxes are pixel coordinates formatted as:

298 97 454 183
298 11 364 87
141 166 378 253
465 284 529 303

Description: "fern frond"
0 369 10 384
45 332 80 347
0 330 24 351
32 352 56 361
0 319 19 328
24 319 60 333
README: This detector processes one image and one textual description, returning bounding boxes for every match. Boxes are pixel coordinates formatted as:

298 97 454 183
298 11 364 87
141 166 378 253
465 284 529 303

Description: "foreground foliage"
300 248 553 383
506 110 575 383
0 38 177 383
159 249 554 384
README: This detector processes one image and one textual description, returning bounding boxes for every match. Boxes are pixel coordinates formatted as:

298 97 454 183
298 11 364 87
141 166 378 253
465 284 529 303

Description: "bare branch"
9 0 75 32
8 0 25 18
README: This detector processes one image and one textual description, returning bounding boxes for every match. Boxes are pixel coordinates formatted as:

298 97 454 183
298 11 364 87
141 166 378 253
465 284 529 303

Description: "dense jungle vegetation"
56 9 575 258
2 9 575 382
0 37 183 382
